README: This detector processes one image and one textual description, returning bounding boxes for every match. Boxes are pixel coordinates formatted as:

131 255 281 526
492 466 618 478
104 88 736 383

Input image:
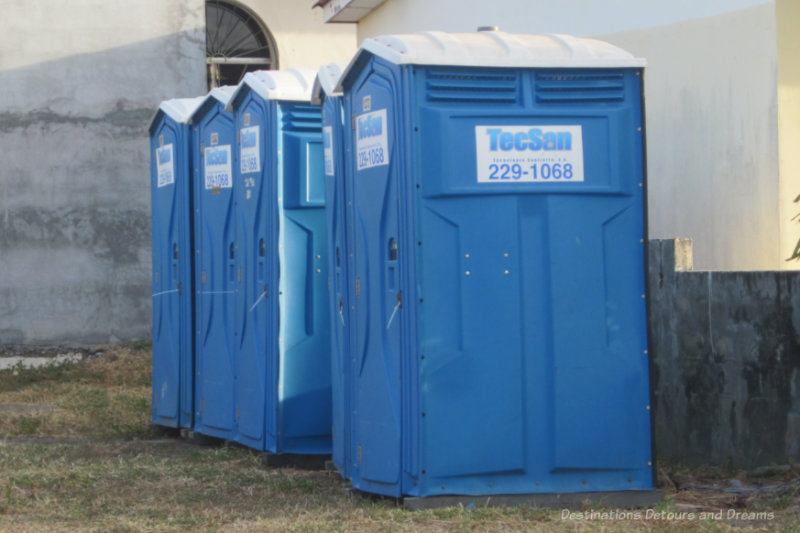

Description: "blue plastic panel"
150 115 193 429
276 103 332 454
193 101 238 441
226 87 332 455
339 58 653 498
343 60 406 496
414 66 652 497
233 100 273 451
282 107 326 209
322 94 350 475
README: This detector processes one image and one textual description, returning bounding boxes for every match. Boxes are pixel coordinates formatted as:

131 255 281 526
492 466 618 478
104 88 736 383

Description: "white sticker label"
240 126 260 174
156 144 174 187
204 145 232 189
356 109 388 171
475 125 584 183
323 125 334 176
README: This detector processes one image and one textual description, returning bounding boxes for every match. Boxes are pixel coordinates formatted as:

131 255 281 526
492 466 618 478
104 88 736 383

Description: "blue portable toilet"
336 31 656 502
149 96 204 429
312 62 349 473
226 69 332 454
189 86 238 441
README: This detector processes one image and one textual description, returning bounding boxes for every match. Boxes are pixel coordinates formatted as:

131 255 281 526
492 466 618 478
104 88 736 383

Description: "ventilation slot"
535 73 625 103
282 106 322 132
426 71 519 103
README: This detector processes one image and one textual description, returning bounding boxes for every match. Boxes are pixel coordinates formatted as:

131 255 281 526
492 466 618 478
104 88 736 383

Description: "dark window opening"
206 1 277 89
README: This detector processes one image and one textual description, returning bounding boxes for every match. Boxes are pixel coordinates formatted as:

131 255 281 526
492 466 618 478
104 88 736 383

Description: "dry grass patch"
0 344 798 532
0 346 154 440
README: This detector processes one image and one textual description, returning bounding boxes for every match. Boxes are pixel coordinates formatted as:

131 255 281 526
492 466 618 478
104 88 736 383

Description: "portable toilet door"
149 96 204 429
190 86 238 442
338 31 655 500
312 62 350 474
226 69 331 454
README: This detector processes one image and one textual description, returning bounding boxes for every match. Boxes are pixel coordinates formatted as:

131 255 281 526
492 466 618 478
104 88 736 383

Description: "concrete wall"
650 239 800 467
0 0 207 345
0 1 356 345
354 0 785 271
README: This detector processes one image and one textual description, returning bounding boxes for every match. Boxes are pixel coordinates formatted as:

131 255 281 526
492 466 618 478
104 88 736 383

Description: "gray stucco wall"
0 1 206 344
650 239 800 467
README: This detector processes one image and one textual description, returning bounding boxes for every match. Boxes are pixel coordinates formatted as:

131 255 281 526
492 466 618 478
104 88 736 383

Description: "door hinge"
351 113 356 131
238 268 242 283
236 405 240 420
177 282 182 295
200 399 205 413
357 445 362 463
356 278 360 297
201 271 206 285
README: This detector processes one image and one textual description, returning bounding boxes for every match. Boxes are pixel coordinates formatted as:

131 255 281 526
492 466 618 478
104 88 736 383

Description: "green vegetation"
0 345 795 531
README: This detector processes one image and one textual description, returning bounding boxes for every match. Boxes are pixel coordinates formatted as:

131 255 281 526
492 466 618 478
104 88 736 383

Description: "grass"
0 347 155 440
0 345 797 532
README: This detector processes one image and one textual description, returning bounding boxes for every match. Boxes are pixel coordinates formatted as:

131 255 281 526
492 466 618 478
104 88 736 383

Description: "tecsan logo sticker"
475 125 584 182
156 144 174 187
204 145 232 189
356 109 388 171
239 126 260 174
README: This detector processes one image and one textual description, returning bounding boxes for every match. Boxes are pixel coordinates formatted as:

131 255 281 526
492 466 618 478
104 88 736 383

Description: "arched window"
206 1 277 89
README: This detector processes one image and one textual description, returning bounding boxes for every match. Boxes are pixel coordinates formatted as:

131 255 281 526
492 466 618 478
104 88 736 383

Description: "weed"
17 415 44 434
724 456 738 477
653 497 678 514
0 349 796 532
774 484 799 510
130 340 152 351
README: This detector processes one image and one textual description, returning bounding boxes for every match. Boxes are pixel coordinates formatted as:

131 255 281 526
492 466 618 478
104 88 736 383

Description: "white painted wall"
355 0 783 270
356 0 772 39
608 5 779 271
240 0 356 70
777 0 800 267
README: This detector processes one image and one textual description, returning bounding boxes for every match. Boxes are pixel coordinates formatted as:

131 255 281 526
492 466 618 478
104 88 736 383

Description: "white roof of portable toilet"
337 30 645 91
156 96 206 124
311 62 347 105
227 68 316 110
148 96 205 135
189 85 237 124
